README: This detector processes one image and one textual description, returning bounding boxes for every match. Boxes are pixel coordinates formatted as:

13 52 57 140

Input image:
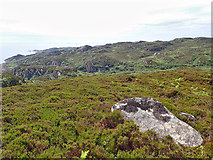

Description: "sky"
0 0 211 63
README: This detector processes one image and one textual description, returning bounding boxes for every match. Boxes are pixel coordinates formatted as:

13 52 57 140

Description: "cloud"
0 0 211 42
0 0 210 62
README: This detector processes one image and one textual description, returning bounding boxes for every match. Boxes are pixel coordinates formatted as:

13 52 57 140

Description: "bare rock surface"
179 112 197 121
111 97 203 147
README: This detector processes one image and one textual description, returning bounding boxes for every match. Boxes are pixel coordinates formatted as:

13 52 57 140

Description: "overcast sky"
0 0 211 62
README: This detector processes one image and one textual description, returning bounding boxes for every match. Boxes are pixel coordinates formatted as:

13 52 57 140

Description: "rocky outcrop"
85 62 96 73
46 60 61 66
111 97 203 147
85 62 109 73
76 45 92 52
0 63 10 73
13 66 62 79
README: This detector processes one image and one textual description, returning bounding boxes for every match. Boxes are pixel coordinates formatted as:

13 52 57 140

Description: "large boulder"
111 97 203 147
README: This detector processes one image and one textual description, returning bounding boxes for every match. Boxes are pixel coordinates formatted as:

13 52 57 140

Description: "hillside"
2 69 212 158
1 37 211 82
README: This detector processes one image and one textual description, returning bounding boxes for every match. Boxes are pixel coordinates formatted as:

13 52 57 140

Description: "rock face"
13 66 62 80
111 97 203 147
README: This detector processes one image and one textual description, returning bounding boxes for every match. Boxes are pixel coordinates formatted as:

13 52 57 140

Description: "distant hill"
1 37 211 82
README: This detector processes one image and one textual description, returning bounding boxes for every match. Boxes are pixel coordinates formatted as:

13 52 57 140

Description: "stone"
76 45 92 52
111 97 203 147
179 112 197 121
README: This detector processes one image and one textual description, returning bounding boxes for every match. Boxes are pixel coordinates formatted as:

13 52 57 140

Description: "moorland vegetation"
1 69 212 158
1 37 211 85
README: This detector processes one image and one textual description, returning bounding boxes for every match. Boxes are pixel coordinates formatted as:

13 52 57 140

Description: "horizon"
1 36 211 63
0 0 211 63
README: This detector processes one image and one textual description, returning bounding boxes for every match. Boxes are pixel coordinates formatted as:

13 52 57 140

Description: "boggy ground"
2 69 212 158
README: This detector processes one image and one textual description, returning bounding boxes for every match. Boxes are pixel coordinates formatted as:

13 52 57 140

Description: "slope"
2 69 212 158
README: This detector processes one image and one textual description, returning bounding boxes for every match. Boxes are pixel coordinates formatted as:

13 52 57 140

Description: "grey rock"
76 45 92 52
49 60 61 66
85 62 96 73
111 97 203 147
179 112 197 121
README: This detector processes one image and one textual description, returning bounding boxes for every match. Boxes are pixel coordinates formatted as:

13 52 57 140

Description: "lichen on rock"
111 97 203 147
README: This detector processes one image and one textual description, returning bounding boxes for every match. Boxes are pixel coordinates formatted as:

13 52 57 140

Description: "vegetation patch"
1 37 211 84
2 69 212 158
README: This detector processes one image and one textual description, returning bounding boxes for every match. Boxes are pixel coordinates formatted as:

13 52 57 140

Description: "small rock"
179 112 197 121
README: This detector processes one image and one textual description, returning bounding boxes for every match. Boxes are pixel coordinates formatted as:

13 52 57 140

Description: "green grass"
2 69 212 158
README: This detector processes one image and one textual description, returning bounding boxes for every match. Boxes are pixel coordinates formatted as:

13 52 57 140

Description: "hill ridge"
1 37 211 82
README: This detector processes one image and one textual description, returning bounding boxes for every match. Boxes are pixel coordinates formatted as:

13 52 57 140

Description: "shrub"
1 72 25 87
102 110 124 129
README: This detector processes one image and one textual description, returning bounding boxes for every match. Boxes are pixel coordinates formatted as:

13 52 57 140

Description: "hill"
2 69 212 158
1 37 211 83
